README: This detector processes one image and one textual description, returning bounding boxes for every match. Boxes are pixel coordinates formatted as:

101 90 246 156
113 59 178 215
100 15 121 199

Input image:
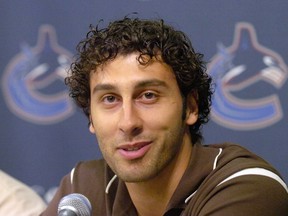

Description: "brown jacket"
41 143 288 215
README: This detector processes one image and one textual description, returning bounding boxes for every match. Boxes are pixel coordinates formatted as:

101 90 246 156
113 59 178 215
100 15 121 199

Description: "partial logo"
208 22 288 130
2 25 75 124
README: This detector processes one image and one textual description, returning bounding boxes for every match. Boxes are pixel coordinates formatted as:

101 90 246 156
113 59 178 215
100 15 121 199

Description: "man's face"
89 53 197 182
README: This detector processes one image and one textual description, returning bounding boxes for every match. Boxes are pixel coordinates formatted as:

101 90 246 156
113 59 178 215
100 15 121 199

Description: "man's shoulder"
72 158 108 180
196 142 288 201
184 143 288 215
202 142 283 181
76 158 106 169
68 159 113 198
204 142 271 168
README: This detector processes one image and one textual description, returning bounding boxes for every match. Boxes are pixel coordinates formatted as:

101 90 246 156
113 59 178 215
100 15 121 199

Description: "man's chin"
116 169 160 183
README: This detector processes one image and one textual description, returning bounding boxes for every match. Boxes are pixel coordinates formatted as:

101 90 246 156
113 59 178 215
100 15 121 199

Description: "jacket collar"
104 143 220 215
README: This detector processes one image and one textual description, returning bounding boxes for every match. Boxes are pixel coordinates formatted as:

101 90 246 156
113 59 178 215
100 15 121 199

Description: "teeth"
126 147 140 151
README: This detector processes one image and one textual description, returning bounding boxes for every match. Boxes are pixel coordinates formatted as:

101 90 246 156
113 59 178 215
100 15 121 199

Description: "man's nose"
118 101 143 136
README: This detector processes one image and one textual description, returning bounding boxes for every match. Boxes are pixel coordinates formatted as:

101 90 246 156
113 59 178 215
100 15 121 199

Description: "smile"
117 142 152 160
125 147 141 151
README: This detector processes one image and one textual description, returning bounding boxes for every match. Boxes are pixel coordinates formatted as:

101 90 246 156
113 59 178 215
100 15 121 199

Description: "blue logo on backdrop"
2 25 75 124
208 22 288 130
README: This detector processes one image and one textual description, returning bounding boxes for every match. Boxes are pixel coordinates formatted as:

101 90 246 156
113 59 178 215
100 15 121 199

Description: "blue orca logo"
2 25 75 124
208 22 287 130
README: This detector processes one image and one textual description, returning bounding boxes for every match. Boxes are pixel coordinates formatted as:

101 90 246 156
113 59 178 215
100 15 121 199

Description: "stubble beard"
109 124 186 183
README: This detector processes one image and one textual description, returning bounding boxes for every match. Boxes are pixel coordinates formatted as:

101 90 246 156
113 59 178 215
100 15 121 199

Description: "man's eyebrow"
92 79 168 94
135 79 168 89
92 84 116 94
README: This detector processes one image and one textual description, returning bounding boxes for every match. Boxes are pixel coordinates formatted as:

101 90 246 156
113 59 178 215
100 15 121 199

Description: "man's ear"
185 92 198 125
89 116 95 134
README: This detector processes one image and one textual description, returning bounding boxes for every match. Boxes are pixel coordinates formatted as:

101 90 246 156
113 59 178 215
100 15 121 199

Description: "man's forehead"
93 52 164 70
89 52 176 91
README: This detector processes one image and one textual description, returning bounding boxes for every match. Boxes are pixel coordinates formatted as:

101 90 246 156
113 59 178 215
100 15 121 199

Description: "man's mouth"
125 146 142 151
117 142 152 160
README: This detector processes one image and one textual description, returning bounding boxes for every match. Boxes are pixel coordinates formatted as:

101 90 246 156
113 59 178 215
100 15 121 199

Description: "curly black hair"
66 17 213 144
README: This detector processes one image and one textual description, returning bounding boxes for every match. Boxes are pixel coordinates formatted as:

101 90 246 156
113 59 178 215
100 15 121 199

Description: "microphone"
58 193 92 216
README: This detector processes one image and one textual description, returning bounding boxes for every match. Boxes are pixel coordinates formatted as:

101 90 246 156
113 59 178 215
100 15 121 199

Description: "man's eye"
143 92 155 99
138 91 158 103
103 95 117 103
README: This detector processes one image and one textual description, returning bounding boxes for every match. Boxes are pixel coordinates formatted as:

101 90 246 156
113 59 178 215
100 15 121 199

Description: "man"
41 17 288 215
0 170 46 216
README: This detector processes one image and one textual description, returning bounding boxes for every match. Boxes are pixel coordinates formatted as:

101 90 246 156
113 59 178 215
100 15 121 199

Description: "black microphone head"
58 193 92 216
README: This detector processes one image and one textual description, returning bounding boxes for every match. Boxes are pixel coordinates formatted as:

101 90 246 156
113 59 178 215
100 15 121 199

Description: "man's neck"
125 135 193 216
